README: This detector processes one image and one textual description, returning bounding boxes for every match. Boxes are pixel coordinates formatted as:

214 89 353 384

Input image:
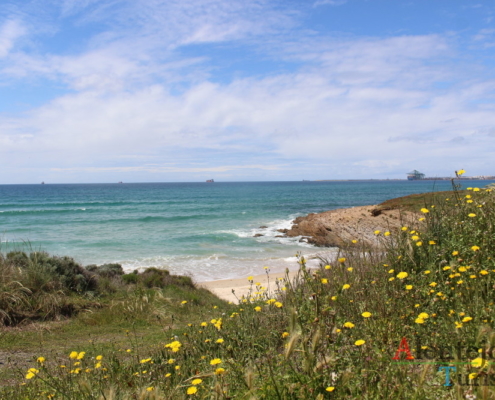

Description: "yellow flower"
165 340 182 352
325 265 331 269
254 306 261 312
247 276 253 281
165 373 172 377
419 217 425 222
411 235 419 241
424 270 431 274
468 213 476 218
401 226 408 231
187 386 198 395
355 340 366 346
37 357 45 364
416 241 423 246
347 267 353 271
457 169 465 176
429 282 437 287
140 358 152 364
343 322 355 328
418 312 429 319
420 208 429 213
389 277 395 281
69 351 78 359
452 251 459 256
471 245 480 251
191 378 203 385
96 355 103 361
429 240 436 245
274 302 283 308
415 317 425 324
462 317 472 323
338 257 346 263
331 296 337 301
210 358 222 365
181 300 188 305
471 357 486 368
374 230 381 235
361 312 372 318
384 231 390 236
405 285 413 290
146 387 154 392
480 270 488 275
396 272 408 280
455 322 463 329
352 239 358 243
321 278 328 284
473 187 480 192
175 365 181 370
326 387 335 392
282 332 289 338
25 368 39 379
216 338 224 344
77 352 85 360
342 284 350 290
201 322 207 327
215 367 226 375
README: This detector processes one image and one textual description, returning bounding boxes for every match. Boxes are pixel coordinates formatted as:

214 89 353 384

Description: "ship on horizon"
206 179 214 183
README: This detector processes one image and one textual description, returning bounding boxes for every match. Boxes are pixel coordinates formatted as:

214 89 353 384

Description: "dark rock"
277 228 289 233
253 233 264 237
259 225 268 229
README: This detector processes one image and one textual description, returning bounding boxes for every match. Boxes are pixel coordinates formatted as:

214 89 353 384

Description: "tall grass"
2 177 495 399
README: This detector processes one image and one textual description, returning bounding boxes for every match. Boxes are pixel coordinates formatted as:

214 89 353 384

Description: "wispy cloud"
313 0 348 7
0 19 26 58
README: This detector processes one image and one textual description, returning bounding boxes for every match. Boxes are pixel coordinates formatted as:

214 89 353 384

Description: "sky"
1 0 495 183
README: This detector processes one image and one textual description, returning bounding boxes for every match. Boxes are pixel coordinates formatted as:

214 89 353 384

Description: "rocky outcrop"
284 205 415 248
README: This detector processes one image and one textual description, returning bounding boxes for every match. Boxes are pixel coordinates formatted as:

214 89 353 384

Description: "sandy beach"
201 269 302 303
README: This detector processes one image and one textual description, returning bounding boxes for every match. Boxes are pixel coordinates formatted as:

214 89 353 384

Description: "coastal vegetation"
1 176 495 399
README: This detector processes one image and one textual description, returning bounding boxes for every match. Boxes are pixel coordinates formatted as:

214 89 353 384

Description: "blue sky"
1 0 495 183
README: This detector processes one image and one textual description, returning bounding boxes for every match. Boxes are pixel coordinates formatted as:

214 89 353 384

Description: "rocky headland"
280 203 417 248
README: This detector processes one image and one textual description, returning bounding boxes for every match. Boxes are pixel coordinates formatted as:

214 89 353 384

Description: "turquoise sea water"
1 180 493 281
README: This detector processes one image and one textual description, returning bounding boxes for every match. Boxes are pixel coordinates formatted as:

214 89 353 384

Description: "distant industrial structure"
407 170 425 180
406 170 495 181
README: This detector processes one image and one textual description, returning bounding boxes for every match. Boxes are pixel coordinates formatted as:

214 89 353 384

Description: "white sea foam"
220 213 314 248
116 248 338 283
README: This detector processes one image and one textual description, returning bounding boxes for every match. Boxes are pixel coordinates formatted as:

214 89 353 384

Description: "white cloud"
1 2 495 182
0 19 26 58
313 0 348 7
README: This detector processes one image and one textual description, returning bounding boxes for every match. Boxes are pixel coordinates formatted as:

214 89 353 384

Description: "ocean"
1 180 492 282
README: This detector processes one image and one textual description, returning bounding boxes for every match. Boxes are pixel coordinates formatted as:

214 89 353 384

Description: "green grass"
1 179 495 399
